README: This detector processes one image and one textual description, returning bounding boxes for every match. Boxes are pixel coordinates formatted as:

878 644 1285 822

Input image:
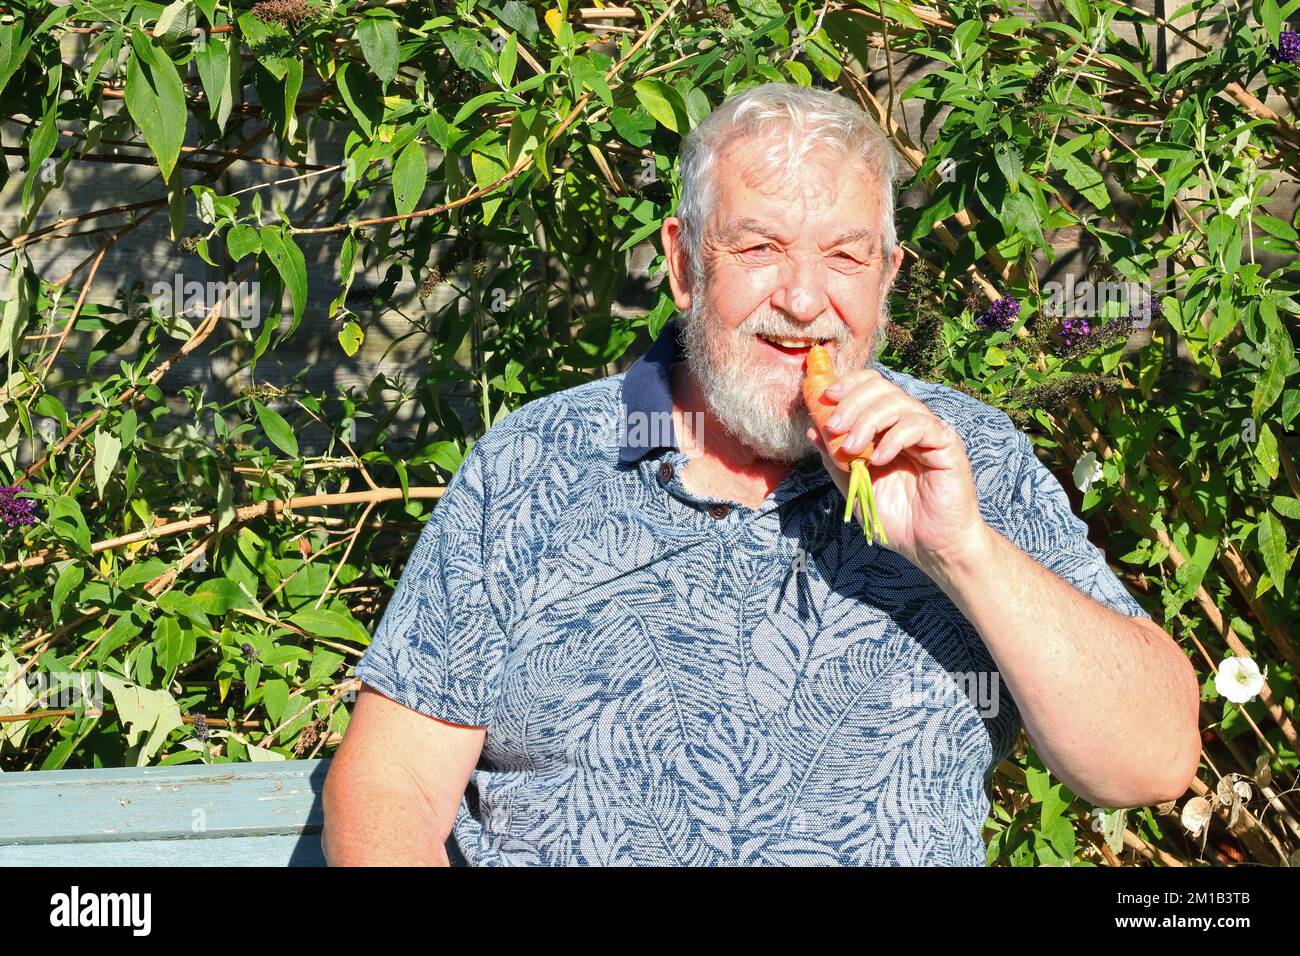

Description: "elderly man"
322 83 1200 866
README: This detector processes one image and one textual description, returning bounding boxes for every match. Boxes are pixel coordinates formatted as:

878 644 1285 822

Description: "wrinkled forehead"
702 155 882 259
709 137 880 225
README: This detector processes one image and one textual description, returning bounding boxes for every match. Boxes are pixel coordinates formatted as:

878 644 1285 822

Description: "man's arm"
921 524 1202 809
322 685 486 866
809 367 1201 808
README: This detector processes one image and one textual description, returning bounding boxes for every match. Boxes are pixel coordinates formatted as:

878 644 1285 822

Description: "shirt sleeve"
1000 430 1149 620
353 445 509 728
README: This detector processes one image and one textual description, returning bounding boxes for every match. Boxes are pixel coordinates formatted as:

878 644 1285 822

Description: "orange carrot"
802 345 887 544
802 344 874 467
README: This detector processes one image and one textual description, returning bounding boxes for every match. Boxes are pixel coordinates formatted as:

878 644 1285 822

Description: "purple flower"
976 296 1021 331
1061 317 1092 347
1136 296 1165 327
0 485 38 529
1266 31 1300 64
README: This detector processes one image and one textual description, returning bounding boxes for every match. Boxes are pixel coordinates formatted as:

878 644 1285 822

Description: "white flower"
1215 656 1265 703
1180 796 1212 838
1072 451 1104 492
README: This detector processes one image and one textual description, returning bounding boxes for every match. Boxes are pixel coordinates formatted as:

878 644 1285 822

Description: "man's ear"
883 244 905 295
661 217 693 313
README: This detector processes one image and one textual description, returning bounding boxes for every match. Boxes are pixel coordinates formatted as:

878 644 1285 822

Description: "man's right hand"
321 684 486 866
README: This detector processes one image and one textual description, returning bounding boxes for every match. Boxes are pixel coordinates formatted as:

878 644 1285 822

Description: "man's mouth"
755 333 832 357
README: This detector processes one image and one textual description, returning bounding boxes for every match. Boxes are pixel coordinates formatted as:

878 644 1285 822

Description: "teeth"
760 335 819 348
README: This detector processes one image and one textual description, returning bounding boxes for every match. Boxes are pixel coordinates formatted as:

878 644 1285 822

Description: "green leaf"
252 400 298 458
1261 0 1282 39
51 561 85 624
1055 148 1112 214
633 79 689 133
392 139 427 215
261 678 290 724
259 228 308 334
494 0 539 42
497 31 518 88
1255 422 1279 481
0 22 34 102
1257 511 1289 597
99 673 184 767
1272 496 1300 520
117 558 167 590
155 615 186 685
154 0 196 40
803 33 841 81
356 12 399 87
471 151 507 225
783 59 812 86
124 30 187 181
246 743 286 762
954 20 982 55
338 320 364 356
1255 213 1298 242
226 223 261 262
93 428 122 499
23 102 59 213
1252 303 1291 417
0 254 33 374
192 578 255 614
289 607 371 645
994 144 1023 193
442 27 492 77
47 497 91 554
507 109 542 169
336 62 382 138
570 55 612 107
1003 190 1044 248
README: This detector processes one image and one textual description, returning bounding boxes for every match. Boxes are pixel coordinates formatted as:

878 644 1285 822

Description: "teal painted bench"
0 759 330 866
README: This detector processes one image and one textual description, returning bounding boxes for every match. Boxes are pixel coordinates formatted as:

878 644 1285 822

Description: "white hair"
676 82 901 289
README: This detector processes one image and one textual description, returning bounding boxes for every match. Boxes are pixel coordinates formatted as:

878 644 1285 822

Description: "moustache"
734 315 852 346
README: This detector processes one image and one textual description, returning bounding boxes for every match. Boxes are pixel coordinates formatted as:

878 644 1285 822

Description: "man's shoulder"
875 365 1033 503
464 372 628 472
876 364 1024 448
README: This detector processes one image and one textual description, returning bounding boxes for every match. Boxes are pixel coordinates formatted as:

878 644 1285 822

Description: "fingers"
823 374 896 432
822 367 881 401
869 413 962 469
825 385 928 459
812 374 964 471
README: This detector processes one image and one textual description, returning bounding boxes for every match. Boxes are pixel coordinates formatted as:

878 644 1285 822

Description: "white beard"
679 282 889 462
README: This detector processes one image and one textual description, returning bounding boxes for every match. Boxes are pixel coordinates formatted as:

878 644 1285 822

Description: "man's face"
667 141 904 461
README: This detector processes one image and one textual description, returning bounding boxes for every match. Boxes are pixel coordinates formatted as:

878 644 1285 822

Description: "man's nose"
771 255 828 322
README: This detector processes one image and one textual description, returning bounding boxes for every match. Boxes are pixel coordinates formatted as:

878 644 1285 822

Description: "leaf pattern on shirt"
354 357 1147 866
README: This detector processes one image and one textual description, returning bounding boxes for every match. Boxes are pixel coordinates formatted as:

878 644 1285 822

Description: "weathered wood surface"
0 759 329 866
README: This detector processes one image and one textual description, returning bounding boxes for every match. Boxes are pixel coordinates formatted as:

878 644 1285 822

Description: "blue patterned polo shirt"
354 318 1147 866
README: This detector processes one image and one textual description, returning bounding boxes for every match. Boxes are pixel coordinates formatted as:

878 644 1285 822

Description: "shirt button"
708 503 730 520
658 461 674 482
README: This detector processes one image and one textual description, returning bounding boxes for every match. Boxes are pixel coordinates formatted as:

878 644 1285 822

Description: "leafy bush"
1 0 1297 866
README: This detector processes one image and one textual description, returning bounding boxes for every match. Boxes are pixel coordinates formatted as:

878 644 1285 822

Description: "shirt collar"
616 318 827 487
618 317 686 465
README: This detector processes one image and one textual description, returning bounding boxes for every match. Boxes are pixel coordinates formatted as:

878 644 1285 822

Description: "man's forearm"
322 772 451 866
918 522 1202 808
